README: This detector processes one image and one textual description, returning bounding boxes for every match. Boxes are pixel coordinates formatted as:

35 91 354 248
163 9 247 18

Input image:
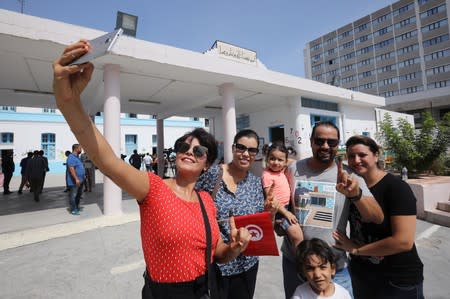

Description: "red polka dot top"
139 172 220 283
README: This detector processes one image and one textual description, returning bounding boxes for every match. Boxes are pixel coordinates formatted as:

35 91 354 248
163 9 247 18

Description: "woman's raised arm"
53 40 149 202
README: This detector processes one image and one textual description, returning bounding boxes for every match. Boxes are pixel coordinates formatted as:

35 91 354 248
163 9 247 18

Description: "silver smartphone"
69 28 123 65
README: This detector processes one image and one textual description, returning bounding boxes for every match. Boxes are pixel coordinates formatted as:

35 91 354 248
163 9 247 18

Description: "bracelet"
347 188 362 203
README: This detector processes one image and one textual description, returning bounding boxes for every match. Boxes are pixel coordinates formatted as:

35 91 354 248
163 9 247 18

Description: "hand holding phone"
69 28 123 65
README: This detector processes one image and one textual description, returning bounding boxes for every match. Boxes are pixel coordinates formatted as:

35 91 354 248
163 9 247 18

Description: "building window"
374 38 394 49
423 34 450 48
398 57 420 68
373 25 392 37
372 13 392 25
312 74 324 81
379 77 398 86
126 113 137 118
356 34 371 44
359 70 373 79
397 43 419 55
428 80 450 89
381 90 398 97
418 0 429 5
342 52 356 60
424 48 450 61
377 64 397 73
152 134 157 146
312 63 323 71
1 132 14 144
341 75 356 84
395 30 417 42
376 51 393 61
357 46 373 55
340 41 354 50
358 58 372 66
420 4 447 18
310 115 338 128
1 106 16 112
43 108 56 113
125 134 137 156
236 114 250 130
426 64 450 75
301 98 338 112
422 18 448 33
326 48 336 56
399 71 420 81
339 30 353 39
328 58 337 65
342 64 355 72
393 3 414 16
395 16 416 29
355 23 368 33
400 85 424 94
360 82 375 89
41 133 55 160
311 43 322 51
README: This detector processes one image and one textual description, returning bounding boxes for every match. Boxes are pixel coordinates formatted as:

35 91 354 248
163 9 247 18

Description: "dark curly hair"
265 141 288 161
174 128 218 165
296 238 336 276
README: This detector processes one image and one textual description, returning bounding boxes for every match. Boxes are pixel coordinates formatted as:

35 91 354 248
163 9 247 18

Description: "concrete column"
219 83 236 164
156 118 165 178
103 64 122 216
288 97 306 159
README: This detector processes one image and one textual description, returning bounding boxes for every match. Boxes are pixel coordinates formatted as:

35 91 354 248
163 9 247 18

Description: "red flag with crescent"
234 211 279 256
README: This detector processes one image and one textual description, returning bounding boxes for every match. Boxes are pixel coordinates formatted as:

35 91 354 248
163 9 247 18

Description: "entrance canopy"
0 9 384 118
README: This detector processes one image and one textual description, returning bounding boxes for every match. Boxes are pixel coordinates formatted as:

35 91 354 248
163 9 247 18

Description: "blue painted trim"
0 112 67 123
0 112 202 128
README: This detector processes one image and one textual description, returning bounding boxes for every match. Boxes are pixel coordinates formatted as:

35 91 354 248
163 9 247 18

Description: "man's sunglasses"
233 143 259 155
175 142 208 159
313 138 339 147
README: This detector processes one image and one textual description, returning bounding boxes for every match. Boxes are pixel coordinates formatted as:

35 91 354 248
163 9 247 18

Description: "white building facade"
0 106 204 176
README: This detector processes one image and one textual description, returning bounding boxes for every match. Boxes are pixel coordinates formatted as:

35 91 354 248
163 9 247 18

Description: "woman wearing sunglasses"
196 129 268 299
53 41 251 299
333 135 424 299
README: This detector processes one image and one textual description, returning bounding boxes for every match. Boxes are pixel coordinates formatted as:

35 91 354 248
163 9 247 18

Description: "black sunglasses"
313 138 339 147
175 142 208 159
233 143 259 155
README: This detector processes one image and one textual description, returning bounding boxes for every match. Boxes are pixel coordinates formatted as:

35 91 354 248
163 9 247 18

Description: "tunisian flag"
234 211 279 256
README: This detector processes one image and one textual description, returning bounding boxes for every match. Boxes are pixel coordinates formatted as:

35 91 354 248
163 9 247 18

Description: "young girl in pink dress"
261 141 303 248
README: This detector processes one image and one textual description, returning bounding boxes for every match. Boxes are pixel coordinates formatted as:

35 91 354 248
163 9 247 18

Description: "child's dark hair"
265 141 288 161
296 238 336 275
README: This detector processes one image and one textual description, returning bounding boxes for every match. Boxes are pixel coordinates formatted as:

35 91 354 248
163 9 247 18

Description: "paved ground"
1 173 449 298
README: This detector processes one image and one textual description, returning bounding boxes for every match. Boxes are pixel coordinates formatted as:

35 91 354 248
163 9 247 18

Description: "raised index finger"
336 156 343 180
228 214 236 232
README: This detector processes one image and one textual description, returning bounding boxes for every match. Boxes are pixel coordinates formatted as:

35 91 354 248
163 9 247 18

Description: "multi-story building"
304 0 450 127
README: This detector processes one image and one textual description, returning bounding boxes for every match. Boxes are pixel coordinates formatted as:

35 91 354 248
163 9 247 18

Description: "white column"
288 97 311 160
156 118 165 178
103 64 122 216
219 83 236 164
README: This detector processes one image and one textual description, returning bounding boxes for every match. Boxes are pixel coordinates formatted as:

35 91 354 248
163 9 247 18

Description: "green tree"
377 111 450 174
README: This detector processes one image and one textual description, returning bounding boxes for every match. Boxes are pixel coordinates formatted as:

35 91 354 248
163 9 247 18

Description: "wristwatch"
347 188 362 203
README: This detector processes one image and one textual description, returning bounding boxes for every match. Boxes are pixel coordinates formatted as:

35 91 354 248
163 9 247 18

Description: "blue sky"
1 0 394 77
